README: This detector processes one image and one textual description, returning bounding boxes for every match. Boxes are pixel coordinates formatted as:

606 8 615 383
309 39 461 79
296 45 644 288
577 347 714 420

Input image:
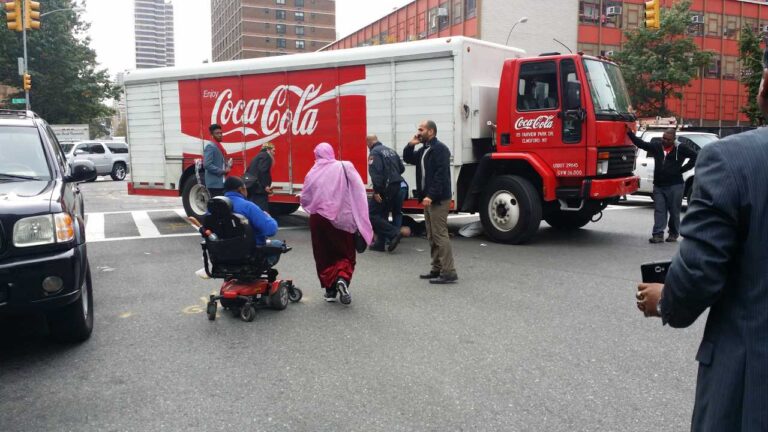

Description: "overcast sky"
83 0 412 77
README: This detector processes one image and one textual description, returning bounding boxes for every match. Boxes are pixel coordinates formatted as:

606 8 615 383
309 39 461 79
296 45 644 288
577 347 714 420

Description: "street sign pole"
21 1 29 111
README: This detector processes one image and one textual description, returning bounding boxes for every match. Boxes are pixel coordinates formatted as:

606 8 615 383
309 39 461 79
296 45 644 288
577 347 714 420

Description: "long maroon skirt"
309 214 357 289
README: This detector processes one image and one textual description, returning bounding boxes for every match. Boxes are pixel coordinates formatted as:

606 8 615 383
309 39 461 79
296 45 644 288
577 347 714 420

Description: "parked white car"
62 141 131 181
632 130 718 202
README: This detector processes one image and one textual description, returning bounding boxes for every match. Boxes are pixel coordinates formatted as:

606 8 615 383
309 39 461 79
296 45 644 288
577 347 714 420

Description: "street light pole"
40 7 84 17
505 17 529 46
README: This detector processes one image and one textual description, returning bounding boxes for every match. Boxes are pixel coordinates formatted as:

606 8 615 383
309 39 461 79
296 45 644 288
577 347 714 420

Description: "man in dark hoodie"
627 128 697 243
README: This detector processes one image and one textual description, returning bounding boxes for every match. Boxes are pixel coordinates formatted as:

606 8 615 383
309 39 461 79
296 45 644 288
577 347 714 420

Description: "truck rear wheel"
480 175 542 244
182 176 210 220
270 203 300 216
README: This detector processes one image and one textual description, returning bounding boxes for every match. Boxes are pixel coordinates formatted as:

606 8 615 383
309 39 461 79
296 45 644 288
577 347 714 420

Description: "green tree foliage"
0 0 119 123
738 25 765 126
613 0 712 117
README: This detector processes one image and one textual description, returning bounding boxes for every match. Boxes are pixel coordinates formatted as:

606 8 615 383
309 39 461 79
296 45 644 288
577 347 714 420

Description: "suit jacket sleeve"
256 154 272 189
426 145 450 200
403 144 418 165
661 144 740 328
204 145 225 176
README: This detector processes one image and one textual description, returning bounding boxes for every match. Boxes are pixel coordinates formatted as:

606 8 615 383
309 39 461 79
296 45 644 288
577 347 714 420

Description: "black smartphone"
641 261 671 284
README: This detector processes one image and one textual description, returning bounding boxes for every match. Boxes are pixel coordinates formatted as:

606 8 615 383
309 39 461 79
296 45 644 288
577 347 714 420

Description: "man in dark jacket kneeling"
403 120 457 284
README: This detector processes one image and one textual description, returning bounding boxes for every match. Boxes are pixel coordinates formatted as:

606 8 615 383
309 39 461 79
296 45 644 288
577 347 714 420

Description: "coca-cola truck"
123 37 639 244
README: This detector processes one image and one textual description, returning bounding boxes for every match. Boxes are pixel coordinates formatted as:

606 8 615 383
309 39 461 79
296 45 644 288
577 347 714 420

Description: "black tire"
240 305 256 322
288 287 303 303
269 282 290 310
182 176 210 220
479 175 542 244
48 266 94 343
110 162 127 181
543 202 597 231
270 203 300 216
206 301 217 321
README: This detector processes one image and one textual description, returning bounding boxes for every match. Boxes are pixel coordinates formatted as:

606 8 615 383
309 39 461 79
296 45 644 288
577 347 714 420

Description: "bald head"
662 128 676 148
366 135 379 149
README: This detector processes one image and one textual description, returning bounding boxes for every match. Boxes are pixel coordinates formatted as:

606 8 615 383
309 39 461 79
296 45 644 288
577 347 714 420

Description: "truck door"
514 59 586 179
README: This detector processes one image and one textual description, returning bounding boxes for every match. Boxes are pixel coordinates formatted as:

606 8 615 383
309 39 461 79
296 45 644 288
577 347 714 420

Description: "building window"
602 1 623 29
276 24 286 33
295 11 305 21
296 25 305 35
276 10 286 20
277 38 286 48
428 8 438 34
706 13 722 37
579 0 600 24
453 1 463 24
465 0 476 19
276 0 285 4
295 0 304 6
296 40 305 49
438 3 450 30
704 58 721 79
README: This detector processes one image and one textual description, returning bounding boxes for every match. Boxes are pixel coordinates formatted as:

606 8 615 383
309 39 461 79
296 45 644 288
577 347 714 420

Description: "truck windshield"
583 59 635 121
0 126 51 181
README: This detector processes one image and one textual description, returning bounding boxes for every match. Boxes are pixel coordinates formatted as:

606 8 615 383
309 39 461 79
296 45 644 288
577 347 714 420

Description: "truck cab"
464 54 639 243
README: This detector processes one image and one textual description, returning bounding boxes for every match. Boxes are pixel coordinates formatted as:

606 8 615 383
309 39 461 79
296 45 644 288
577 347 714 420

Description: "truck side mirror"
565 81 582 110
73 149 87 156
66 160 97 183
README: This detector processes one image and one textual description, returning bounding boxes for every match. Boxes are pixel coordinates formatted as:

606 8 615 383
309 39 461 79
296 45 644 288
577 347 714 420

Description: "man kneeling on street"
367 135 405 252
627 127 697 243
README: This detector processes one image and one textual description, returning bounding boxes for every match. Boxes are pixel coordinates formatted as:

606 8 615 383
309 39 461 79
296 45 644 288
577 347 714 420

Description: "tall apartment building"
134 0 176 69
211 0 336 62
327 0 768 126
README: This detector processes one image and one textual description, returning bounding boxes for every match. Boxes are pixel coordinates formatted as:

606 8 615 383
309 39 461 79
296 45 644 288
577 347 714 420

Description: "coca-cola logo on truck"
514 115 555 130
177 66 368 184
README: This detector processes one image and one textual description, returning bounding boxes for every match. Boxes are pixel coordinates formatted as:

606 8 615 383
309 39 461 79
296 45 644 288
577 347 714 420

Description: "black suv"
0 110 97 342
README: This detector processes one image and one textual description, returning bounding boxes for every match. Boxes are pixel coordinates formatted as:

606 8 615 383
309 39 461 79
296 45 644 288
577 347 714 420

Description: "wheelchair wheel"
240 304 256 322
206 301 217 321
288 286 303 303
269 281 289 311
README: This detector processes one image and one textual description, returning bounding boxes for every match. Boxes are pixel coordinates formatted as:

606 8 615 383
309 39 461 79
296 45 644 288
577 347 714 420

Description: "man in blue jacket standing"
204 124 230 197
403 120 457 284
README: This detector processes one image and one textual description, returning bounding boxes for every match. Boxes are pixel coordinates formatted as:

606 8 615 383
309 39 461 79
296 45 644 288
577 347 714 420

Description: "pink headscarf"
300 143 373 244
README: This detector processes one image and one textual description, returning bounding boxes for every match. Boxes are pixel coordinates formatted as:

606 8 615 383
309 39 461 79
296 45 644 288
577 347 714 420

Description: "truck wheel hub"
489 190 520 232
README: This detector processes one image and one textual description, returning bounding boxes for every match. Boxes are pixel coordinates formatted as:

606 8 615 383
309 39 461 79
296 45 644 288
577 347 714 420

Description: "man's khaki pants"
424 200 456 277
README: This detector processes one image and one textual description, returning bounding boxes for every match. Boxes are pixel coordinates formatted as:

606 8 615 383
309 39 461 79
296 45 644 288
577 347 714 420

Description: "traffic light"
24 0 39 30
645 0 661 29
23 73 30 91
4 0 22 32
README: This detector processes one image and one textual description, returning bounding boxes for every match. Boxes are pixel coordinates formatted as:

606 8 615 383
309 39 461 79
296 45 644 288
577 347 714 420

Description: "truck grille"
599 146 636 177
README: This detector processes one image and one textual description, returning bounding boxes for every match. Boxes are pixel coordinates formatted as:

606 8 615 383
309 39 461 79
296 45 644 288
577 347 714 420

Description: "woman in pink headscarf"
300 143 373 305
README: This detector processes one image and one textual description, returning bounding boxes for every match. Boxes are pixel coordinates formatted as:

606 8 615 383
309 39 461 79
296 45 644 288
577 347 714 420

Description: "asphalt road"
0 180 705 432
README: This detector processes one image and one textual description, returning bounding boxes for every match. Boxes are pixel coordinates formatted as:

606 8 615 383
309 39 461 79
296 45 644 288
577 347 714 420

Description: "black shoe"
387 234 402 252
324 288 337 303
665 235 679 242
420 271 440 280
429 274 458 284
649 236 664 244
337 279 351 305
369 244 386 252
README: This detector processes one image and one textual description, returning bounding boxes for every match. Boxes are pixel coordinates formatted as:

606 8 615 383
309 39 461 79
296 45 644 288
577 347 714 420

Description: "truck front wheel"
480 175 542 244
182 176 210 220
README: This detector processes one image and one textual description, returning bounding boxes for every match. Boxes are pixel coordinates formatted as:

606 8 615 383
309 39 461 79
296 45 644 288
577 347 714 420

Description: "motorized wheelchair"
198 196 302 322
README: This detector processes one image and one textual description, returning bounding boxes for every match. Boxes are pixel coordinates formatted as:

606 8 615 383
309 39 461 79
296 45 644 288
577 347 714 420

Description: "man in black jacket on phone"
403 120 457 284
627 128 697 243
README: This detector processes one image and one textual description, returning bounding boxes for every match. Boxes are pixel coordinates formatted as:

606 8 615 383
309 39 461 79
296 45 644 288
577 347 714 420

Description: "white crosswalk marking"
131 211 162 237
85 212 105 241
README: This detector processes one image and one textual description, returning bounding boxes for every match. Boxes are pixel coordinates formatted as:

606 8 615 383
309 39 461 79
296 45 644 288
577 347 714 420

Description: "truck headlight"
13 214 75 247
597 160 610 175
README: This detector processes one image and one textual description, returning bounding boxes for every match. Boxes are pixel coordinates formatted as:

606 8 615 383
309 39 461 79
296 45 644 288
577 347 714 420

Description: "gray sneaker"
337 279 351 305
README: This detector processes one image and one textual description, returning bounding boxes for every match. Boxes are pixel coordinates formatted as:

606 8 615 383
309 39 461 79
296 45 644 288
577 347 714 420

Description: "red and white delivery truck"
123 37 638 244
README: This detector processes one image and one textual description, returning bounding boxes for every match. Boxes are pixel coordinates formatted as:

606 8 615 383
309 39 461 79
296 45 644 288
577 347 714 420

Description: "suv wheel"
111 162 127 181
48 265 94 343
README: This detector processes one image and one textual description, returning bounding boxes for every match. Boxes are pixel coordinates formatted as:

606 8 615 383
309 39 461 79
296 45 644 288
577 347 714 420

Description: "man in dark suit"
636 71 768 430
403 120 457 284
246 142 274 212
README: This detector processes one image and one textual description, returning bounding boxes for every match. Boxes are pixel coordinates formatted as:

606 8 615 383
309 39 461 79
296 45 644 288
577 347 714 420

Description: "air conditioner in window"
604 50 615 56
605 6 622 16
762 25 768 33
691 15 704 24
437 8 448 17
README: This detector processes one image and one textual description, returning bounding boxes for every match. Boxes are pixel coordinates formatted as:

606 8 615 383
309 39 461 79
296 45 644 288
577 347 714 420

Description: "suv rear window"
0 126 51 180
106 143 128 154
